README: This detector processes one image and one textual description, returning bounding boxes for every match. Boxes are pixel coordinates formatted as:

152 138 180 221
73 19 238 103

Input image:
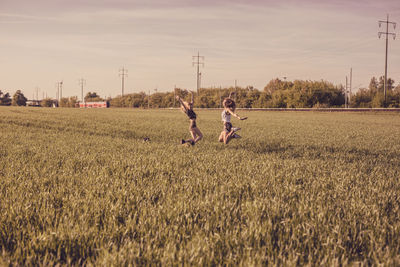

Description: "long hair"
223 98 236 110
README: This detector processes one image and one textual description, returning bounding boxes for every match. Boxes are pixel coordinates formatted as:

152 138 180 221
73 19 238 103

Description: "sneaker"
233 133 241 139
232 127 241 132
189 140 195 146
181 139 186 144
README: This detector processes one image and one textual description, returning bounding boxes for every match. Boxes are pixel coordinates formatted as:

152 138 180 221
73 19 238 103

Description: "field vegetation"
1 107 400 265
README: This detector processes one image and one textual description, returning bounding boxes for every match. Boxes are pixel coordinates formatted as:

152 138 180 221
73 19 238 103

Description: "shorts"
223 122 232 133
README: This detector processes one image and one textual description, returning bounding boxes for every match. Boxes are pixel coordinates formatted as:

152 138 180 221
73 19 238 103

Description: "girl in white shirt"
218 95 247 144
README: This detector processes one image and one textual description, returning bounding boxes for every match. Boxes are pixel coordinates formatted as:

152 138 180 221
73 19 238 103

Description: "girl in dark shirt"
176 92 203 145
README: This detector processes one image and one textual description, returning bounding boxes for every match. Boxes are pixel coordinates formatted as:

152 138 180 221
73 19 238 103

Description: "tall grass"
1 107 399 265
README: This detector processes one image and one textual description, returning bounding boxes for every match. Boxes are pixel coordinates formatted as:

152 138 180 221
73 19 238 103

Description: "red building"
79 101 109 108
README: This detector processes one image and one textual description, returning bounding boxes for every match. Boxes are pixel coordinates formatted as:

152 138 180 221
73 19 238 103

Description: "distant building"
79 101 109 108
26 100 41 107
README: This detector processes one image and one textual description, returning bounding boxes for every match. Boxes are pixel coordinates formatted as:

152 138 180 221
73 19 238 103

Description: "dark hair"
223 98 236 109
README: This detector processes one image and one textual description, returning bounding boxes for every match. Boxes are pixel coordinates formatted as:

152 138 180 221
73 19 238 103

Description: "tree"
59 96 78 107
84 92 103 102
40 98 55 107
352 88 372 108
12 90 27 106
371 93 384 108
369 77 379 94
255 91 272 107
378 76 395 92
387 90 400 107
269 90 287 108
68 96 78 107
0 90 12 106
59 97 69 107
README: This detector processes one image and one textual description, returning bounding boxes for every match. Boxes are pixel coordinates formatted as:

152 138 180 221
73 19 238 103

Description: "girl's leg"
184 124 195 144
181 126 195 145
190 129 197 140
192 127 203 143
218 131 224 142
224 130 235 144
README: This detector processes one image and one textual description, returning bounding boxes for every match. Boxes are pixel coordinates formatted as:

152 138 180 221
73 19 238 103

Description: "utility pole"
119 67 128 96
55 83 59 101
234 80 237 101
199 72 202 92
78 78 86 102
345 76 348 108
55 82 62 101
59 81 63 100
35 87 39 101
219 86 222 108
192 52 204 94
349 68 352 107
173 85 176 107
148 90 150 109
378 14 396 107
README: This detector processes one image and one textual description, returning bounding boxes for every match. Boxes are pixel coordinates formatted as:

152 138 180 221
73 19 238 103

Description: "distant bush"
59 96 78 108
40 98 56 107
0 90 11 106
11 90 27 106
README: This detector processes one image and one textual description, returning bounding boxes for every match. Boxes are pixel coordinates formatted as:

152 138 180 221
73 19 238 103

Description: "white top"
221 110 231 123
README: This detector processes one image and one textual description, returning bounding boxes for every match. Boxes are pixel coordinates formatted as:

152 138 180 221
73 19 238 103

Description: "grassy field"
1 106 400 266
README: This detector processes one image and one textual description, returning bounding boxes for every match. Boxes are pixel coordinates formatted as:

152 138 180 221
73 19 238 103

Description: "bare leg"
192 127 203 143
194 127 203 143
184 125 195 144
218 131 224 142
224 130 235 144
190 129 197 141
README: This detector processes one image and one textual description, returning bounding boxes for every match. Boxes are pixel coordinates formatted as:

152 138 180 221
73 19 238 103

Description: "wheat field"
0 107 399 265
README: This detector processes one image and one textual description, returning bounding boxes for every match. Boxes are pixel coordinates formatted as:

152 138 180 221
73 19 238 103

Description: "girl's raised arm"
176 95 189 111
190 91 194 105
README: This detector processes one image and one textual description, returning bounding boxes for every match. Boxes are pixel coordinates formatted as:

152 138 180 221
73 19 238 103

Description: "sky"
1 0 400 100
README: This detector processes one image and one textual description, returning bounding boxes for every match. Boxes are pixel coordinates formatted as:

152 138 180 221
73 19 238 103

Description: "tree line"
0 90 27 106
109 77 400 108
352 76 400 108
1 77 399 108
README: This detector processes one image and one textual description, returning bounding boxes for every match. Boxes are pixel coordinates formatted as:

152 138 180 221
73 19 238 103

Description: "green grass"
1 106 400 266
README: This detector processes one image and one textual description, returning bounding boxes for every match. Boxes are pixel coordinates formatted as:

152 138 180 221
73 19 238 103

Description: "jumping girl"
219 94 247 144
176 92 203 145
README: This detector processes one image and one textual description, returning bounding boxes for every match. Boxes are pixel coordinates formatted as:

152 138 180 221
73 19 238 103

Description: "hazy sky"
1 0 400 99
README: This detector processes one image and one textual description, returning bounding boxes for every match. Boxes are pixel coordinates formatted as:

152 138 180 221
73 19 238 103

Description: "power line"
119 67 128 96
378 14 396 107
192 52 204 94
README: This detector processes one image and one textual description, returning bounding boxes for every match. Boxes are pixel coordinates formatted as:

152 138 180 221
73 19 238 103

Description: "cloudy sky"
1 0 400 99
